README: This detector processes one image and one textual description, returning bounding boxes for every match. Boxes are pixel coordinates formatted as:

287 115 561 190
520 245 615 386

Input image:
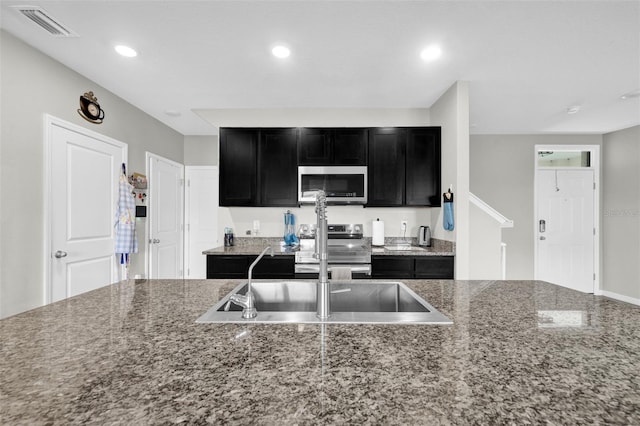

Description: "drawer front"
414 256 454 279
206 255 248 278
252 256 295 278
371 256 414 278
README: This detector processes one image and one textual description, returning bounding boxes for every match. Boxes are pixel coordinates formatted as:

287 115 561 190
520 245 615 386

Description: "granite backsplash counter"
1 278 638 425
203 237 455 257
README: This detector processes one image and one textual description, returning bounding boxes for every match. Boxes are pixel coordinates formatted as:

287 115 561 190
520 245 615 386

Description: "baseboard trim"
600 290 640 307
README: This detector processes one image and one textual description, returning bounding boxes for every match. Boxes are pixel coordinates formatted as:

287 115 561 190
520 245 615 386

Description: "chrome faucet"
315 191 330 319
225 246 274 319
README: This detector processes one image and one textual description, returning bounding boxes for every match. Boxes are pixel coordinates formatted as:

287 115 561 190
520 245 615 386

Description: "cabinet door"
298 128 332 165
258 128 298 206
219 128 257 206
406 128 441 206
414 256 454 279
371 256 414 278
206 255 248 279
367 128 405 206
251 256 295 278
333 128 368 165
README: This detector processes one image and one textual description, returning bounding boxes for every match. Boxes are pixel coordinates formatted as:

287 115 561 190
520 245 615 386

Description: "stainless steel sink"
196 280 452 325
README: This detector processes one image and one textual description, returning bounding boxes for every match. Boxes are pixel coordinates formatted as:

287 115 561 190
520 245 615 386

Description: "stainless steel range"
294 223 371 278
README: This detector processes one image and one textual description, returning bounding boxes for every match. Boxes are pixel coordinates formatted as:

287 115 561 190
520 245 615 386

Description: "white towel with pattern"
114 174 138 263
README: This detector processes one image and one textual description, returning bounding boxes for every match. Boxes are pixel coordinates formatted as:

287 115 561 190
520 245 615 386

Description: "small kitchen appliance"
418 226 431 247
298 166 367 204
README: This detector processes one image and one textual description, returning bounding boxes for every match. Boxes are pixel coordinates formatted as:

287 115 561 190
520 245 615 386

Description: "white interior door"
148 153 184 278
536 169 595 293
185 167 219 279
48 118 127 302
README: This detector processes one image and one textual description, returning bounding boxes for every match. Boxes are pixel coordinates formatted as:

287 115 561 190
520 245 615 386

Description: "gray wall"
603 125 640 300
0 30 184 318
469 134 603 280
184 135 218 166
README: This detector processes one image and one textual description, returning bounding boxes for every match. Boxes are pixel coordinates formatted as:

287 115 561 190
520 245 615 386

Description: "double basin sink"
197 280 452 325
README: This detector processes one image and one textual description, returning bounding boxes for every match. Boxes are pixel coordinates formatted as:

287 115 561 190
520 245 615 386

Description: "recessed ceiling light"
272 45 290 58
420 45 442 62
566 105 581 114
620 89 640 100
164 110 181 117
114 45 137 58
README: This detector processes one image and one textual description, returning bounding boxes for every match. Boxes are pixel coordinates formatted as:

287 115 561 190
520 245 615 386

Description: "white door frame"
533 144 600 294
145 152 185 278
43 114 127 304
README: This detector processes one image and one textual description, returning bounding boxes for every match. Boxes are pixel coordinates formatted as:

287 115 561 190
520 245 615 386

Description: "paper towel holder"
372 218 385 247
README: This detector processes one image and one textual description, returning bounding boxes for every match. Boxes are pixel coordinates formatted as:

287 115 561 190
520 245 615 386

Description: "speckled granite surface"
203 237 454 256
1 279 638 425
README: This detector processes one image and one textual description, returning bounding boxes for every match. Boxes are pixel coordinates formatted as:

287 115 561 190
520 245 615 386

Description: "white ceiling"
1 0 638 136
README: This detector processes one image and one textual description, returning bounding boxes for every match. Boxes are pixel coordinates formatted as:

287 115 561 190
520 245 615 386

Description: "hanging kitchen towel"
115 172 138 264
443 191 455 231
331 266 352 281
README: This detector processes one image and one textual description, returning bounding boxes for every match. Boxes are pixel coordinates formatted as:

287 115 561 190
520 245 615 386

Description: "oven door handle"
294 264 371 274
295 264 320 273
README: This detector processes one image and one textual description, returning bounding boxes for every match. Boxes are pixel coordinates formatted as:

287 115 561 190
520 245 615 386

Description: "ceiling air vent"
12 6 78 37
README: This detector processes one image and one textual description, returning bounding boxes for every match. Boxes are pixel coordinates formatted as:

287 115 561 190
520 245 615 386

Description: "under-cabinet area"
218 126 441 207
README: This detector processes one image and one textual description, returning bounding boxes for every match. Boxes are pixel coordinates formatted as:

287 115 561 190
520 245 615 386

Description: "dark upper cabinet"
298 128 367 165
332 128 368 165
367 128 406 206
219 128 297 207
298 128 332 164
258 128 298 206
405 127 441 207
220 126 439 207
367 127 441 207
219 128 257 206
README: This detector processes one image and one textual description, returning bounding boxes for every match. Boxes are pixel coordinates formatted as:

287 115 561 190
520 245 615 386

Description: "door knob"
54 250 68 258
150 239 160 244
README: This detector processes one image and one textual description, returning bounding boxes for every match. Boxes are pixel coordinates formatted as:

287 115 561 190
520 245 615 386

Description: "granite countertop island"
1 278 638 424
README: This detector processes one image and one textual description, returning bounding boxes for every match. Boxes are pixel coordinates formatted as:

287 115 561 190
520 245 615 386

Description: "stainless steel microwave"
298 166 368 204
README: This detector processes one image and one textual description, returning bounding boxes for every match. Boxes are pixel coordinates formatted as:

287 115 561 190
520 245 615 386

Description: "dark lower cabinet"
207 255 295 279
371 256 414 279
208 254 453 280
414 256 454 279
372 255 454 279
